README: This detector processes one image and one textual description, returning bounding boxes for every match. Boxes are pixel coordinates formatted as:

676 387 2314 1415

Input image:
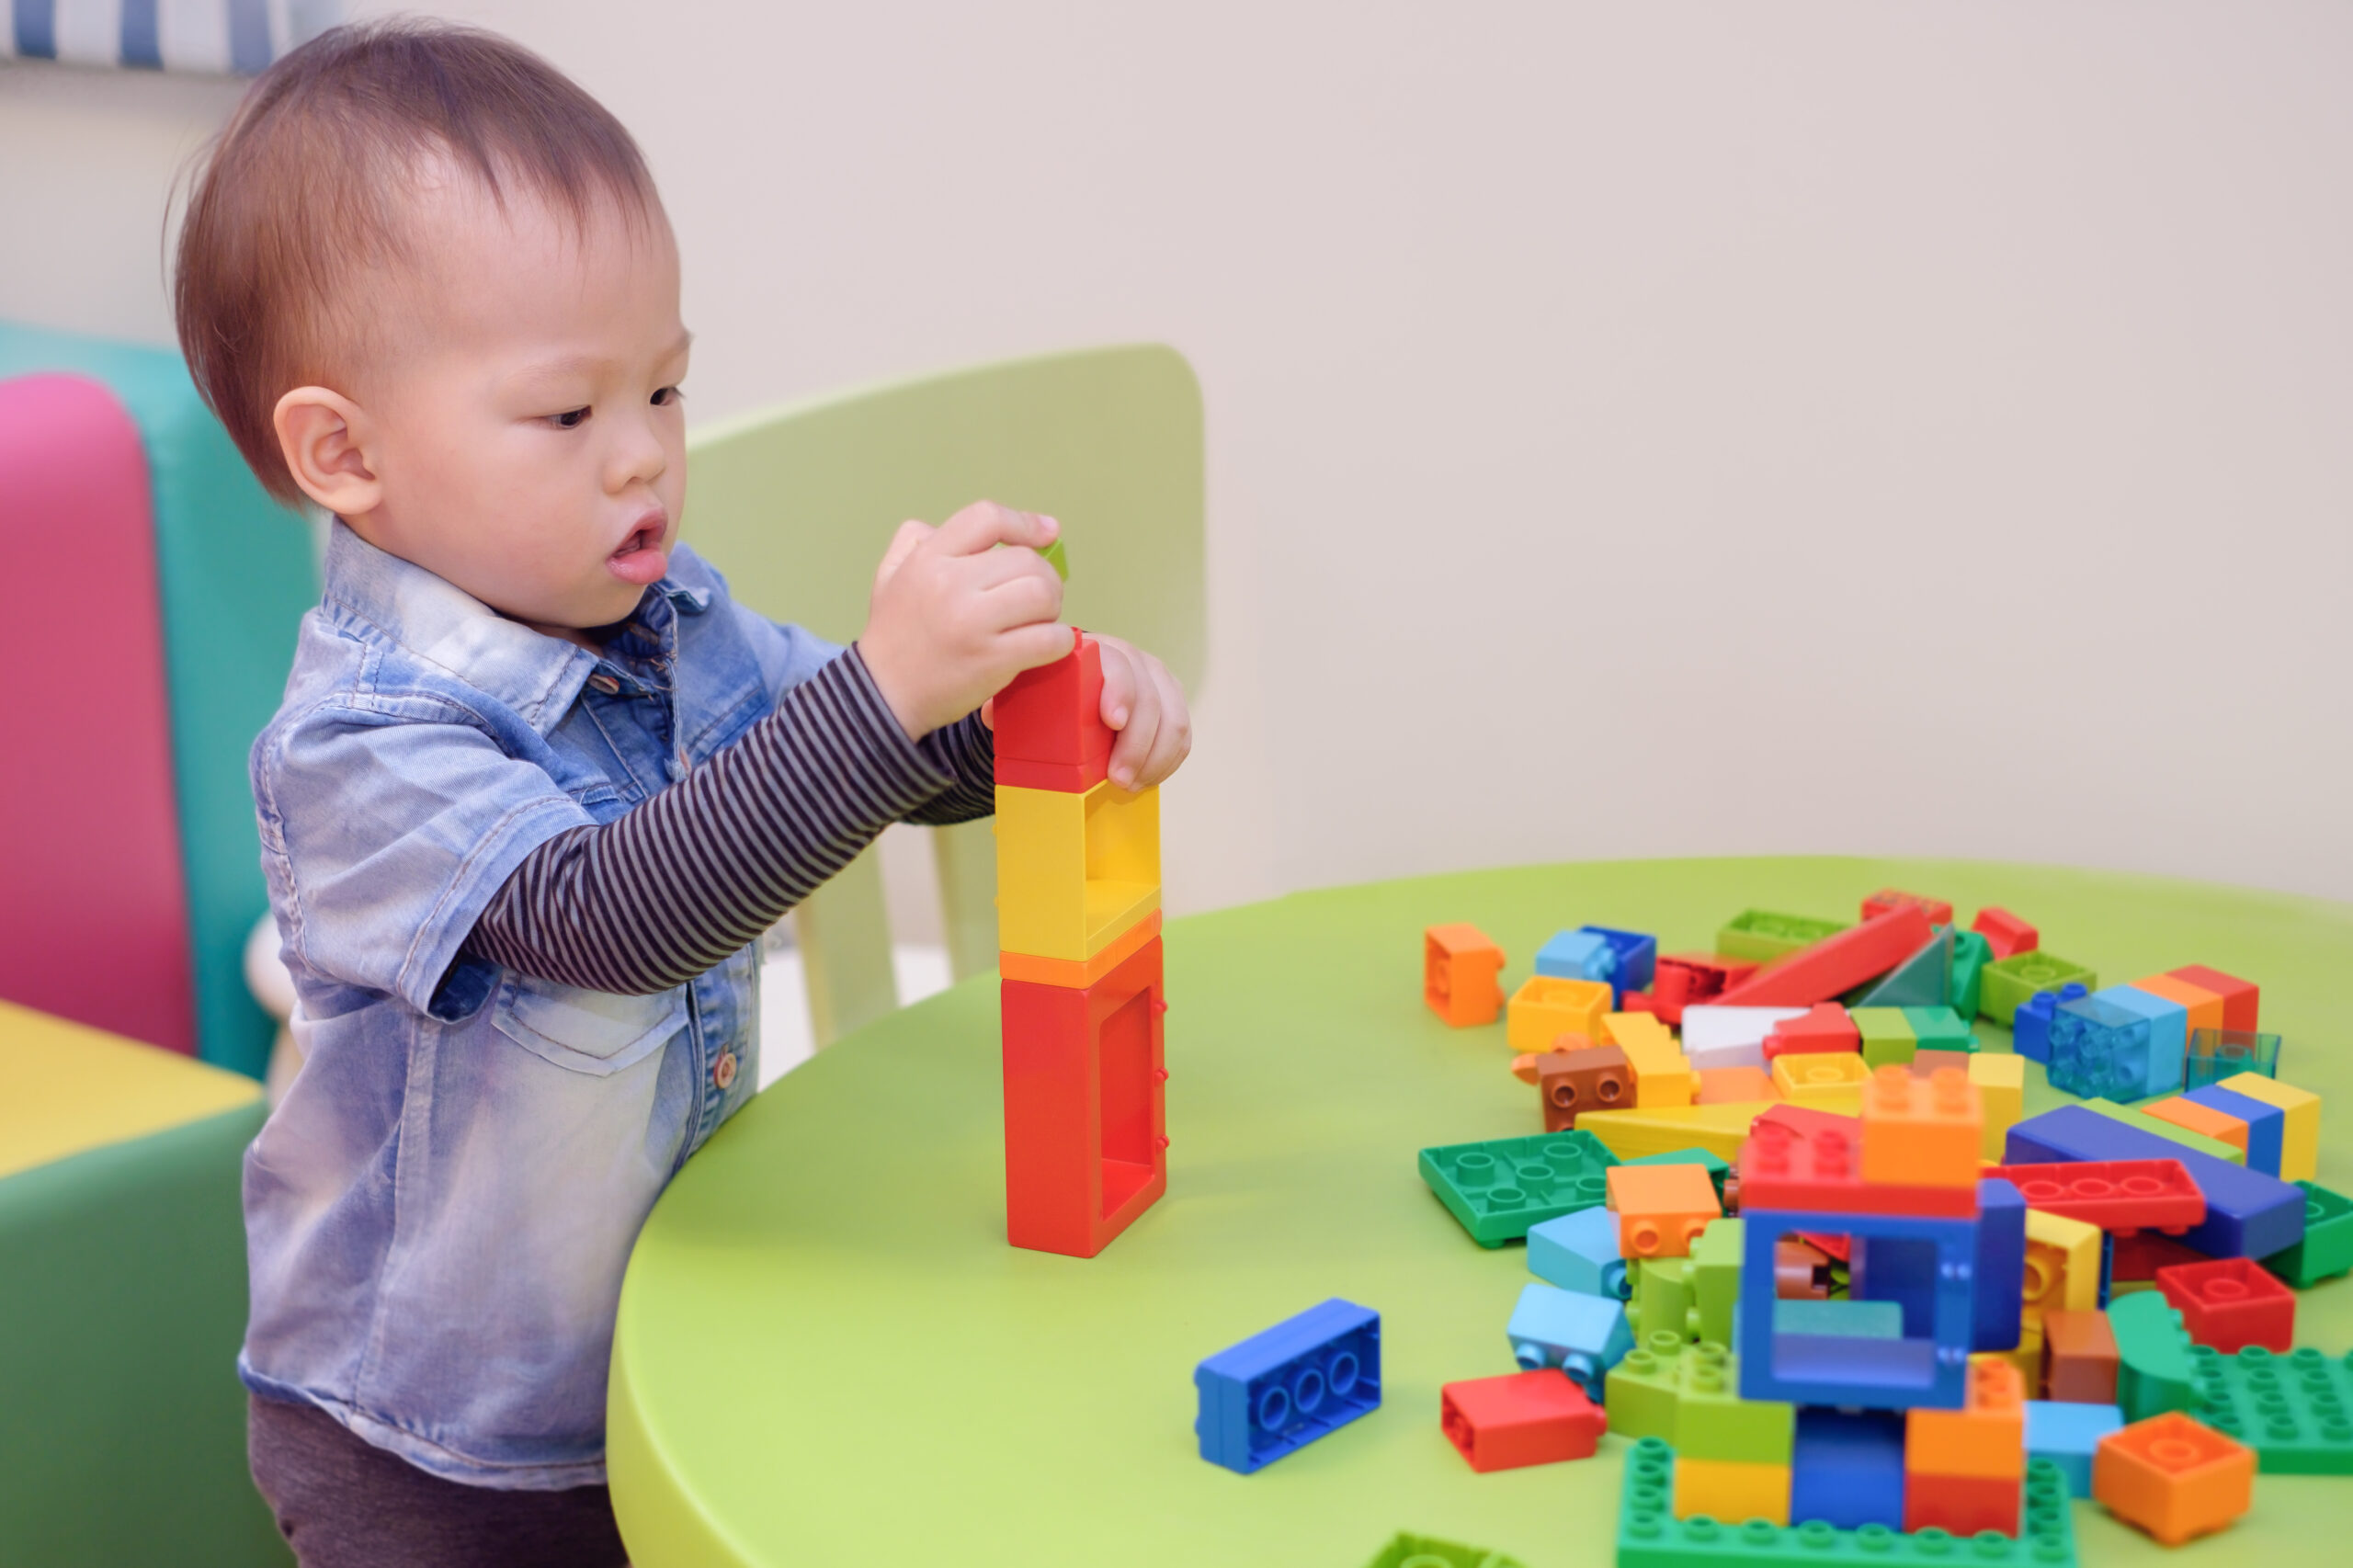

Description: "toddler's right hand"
858 501 1072 740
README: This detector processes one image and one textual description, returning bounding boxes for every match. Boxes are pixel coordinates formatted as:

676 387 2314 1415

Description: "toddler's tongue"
608 533 668 585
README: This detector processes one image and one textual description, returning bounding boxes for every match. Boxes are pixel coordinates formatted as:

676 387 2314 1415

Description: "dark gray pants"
248 1395 630 1568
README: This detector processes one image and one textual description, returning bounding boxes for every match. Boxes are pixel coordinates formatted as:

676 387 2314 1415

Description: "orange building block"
2167 966 2259 1031
1606 1162 1722 1259
1000 909 1162 988
2094 1413 2255 1547
2131 973 2226 1042
1425 925 1505 1027
1906 1358 2026 1479
1506 975 1612 1053
1696 1065 1779 1105
2141 1096 2249 1154
1860 1064 1982 1189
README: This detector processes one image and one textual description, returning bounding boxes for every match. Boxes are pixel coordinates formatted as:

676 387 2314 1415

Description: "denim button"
713 1051 737 1089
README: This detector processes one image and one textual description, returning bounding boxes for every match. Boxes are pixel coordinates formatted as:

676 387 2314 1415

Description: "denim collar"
321 520 712 735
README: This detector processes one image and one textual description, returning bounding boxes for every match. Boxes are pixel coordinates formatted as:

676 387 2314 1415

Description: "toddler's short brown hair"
174 19 659 506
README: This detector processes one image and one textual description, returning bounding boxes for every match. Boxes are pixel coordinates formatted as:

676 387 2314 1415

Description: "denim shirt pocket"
491 973 688 1077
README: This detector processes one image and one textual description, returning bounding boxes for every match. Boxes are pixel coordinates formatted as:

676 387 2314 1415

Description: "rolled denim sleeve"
254 700 593 1018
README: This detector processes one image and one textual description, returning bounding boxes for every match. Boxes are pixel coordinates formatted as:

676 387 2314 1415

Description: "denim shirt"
241 523 839 1489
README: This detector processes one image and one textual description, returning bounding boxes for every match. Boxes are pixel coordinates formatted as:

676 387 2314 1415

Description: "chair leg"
933 818 1000 983
791 845 898 1049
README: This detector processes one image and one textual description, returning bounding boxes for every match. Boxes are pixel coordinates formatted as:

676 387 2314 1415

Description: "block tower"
994 631 1168 1256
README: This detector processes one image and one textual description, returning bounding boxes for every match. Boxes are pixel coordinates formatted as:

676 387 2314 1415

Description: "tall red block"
992 630 1112 791
1001 937 1168 1257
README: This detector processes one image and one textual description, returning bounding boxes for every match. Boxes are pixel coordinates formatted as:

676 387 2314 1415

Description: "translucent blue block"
2187 1028 2282 1090
1535 929 1616 985
2102 985 2188 1097
1526 1205 1630 1301
1194 1299 1381 1473
1580 925 1657 999
2011 982 2089 1064
2025 1399 2122 1496
2047 991 2155 1099
1505 1282 1632 1396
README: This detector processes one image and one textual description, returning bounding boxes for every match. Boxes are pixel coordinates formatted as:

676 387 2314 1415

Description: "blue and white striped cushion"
1 0 339 74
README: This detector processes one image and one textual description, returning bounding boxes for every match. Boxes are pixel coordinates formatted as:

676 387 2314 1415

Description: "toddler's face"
341 170 689 636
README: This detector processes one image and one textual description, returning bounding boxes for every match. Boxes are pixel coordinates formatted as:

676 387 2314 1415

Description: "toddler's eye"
652 386 682 407
551 406 590 429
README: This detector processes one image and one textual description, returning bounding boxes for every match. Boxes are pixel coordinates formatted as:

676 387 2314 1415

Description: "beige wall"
6 4 2349 919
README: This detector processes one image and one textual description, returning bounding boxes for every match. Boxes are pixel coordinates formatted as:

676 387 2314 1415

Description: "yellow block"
1769 1051 1869 1109
0 1001 264 1181
993 780 1160 962
1674 1456 1791 1525
1603 1011 1677 1052
1968 1053 2025 1162
2216 1073 2321 1184
1506 975 1612 1054
1622 1039 1697 1108
1578 1101 1774 1163
2022 1209 2102 1332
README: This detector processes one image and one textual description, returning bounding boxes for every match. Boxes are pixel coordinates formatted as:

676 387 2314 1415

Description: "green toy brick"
1900 1006 1976 1053
2262 1181 2353 1287
2080 1098 2244 1165
1853 1008 1915 1071
2190 1345 2353 1473
1948 929 1993 1020
1692 1219 1744 1348
1630 1147 1733 1203
1363 1531 1529 1568
1635 1256 1701 1344
1607 1334 1691 1442
1978 950 2098 1027
2109 1289 2198 1422
1617 1438 2077 1568
1039 536 1070 581
1676 1346 1793 1464
1418 1130 1617 1247
1718 911 1849 962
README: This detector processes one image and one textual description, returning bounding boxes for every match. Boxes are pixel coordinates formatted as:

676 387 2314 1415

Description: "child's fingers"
936 500 1058 557
1126 662 1193 788
870 519 933 597
978 563 1063 632
1106 654 1162 790
1001 620 1079 673
1097 641 1139 731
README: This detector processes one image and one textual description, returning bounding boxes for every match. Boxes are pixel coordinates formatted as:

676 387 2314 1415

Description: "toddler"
173 20 1189 1566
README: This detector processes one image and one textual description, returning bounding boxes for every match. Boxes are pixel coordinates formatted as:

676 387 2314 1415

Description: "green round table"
608 857 2353 1567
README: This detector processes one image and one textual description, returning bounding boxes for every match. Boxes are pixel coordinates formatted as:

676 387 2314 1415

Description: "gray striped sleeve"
461 646 995 996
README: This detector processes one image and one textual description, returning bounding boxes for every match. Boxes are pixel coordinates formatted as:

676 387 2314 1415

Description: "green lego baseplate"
1363 1530 1529 1568
2264 1181 2353 1288
1418 1130 1618 1247
1617 1438 2078 1568
2190 1345 2353 1473
1718 911 1849 962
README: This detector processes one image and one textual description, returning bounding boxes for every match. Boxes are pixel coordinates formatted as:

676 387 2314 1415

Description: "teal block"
2025 1400 2121 1496
2262 1181 2353 1288
1854 926 1952 1007
1948 928 1992 1019
1900 1006 1976 1053
1418 1130 1617 1247
2190 1345 2353 1473
1772 1298 1902 1339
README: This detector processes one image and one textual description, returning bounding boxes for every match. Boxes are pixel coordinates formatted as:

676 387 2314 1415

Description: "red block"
1439 1369 1605 1472
1737 1116 1979 1220
2166 966 2259 1032
1650 953 1759 1026
1001 937 1167 1257
1621 990 1659 1016
2111 1232 2211 1283
1983 1161 2205 1236
1904 1471 2021 1538
1762 1004 1860 1061
1971 907 2039 960
2154 1256 2294 1353
1863 889 1955 926
1755 1103 1861 1142
1712 908 1934 1008
991 630 1112 792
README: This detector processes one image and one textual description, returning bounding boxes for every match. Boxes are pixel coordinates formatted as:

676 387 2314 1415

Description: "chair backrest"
684 344 1205 1046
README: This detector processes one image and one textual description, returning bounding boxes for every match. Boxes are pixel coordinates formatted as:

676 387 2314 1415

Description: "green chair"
684 344 1205 1047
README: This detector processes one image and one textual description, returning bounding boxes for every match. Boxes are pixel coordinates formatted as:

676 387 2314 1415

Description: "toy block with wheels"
995 632 1167 1256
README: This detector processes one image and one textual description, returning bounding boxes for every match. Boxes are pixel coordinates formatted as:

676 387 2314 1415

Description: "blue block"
1527 1206 1630 1301
2184 1084 2288 1176
2011 982 2089 1064
1506 1282 1632 1397
2002 1105 2305 1258
1737 1207 1978 1412
1790 1408 1907 1529
1535 930 1617 986
2048 990 2162 1100
1580 925 1657 999
1974 1177 2027 1353
2026 1400 2122 1497
2103 985 2188 1097
1194 1299 1381 1473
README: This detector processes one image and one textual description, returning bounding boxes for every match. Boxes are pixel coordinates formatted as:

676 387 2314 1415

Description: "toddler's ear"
274 387 382 517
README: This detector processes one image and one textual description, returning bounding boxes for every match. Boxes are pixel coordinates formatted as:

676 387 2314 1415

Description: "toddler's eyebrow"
510 331 695 385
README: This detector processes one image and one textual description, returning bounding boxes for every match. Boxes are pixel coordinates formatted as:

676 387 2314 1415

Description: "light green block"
1717 909 1848 961
1855 1007 1916 1070
1675 1345 1794 1464
1634 1256 1698 1344
1693 1218 1745 1348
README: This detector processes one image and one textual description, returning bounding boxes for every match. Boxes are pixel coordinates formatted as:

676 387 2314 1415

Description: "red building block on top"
2154 1256 2294 1353
1712 907 1934 1009
1982 1160 2206 1236
1762 1004 1860 1061
2166 966 2259 1032
1971 907 2039 960
1864 889 1955 926
1001 937 1167 1257
1649 953 1758 1026
992 630 1112 791
1439 1369 1605 1471
1736 1115 1979 1220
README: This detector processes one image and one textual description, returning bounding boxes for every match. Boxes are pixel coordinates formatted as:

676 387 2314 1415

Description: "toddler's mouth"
608 517 669 585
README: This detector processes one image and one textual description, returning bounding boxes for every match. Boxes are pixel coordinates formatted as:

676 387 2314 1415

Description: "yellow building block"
1604 1011 1677 1052
1602 1014 1697 1107
1577 1102 1776 1163
2022 1210 2102 1333
1506 975 1612 1054
1968 1053 2025 1162
1861 1064 1982 1188
1769 1051 1869 1110
2216 1073 2320 1184
1674 1456 1791 1525
993 781 1160 962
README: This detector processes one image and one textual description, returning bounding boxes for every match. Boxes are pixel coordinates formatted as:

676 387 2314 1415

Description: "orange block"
1860 1064 1982 1188
2094 1412 2255 1547
1000 909 1162 988
1606 1163 1722 1259
1697 1065 1780 1105
1906 1358 2026 1479
2131 973 2226 1042
2141 1096 2249 1154
1425 925 1506 1027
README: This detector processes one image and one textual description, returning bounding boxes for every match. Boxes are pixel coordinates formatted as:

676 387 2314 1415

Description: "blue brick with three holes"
1195 1299 1381 1473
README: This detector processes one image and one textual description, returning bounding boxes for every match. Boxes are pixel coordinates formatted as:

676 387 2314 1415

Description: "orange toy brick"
1696 1065 1779 1105
2132 973 2227 1042
1538 1044 1632 1132
1906 1358 2026 1479
1425 925 1505 1027
2094 1412 2255 1546
1860 1064 1982 1189
2167 964 2259 1031
2041 1310 2120 1404
1903 1471 2020 1538
2141 1096 2249 1155
1606 1163 1722 1259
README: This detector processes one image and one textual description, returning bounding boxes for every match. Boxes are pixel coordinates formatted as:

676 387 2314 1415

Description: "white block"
1680 1006 1808 1071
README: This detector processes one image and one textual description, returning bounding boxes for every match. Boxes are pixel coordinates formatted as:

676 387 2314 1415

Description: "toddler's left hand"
1093 634 1190 791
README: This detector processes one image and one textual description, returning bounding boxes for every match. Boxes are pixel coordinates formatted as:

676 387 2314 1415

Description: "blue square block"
2026 1399 2122 1497
1195 1299 1381 1473
1974 1177 2027 1353
2003 1104 2305 1258
2104 985 2188 1097
1790 1407 1907 1529
2011 982 2089 1064
1738 1207 1978 1412
2049 987 2183 1100
1527 1205 1630 1301
2184 1084 2288 1176
1580 925 1657 999
1506 1282 1632 1397
1536 930 1617 986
